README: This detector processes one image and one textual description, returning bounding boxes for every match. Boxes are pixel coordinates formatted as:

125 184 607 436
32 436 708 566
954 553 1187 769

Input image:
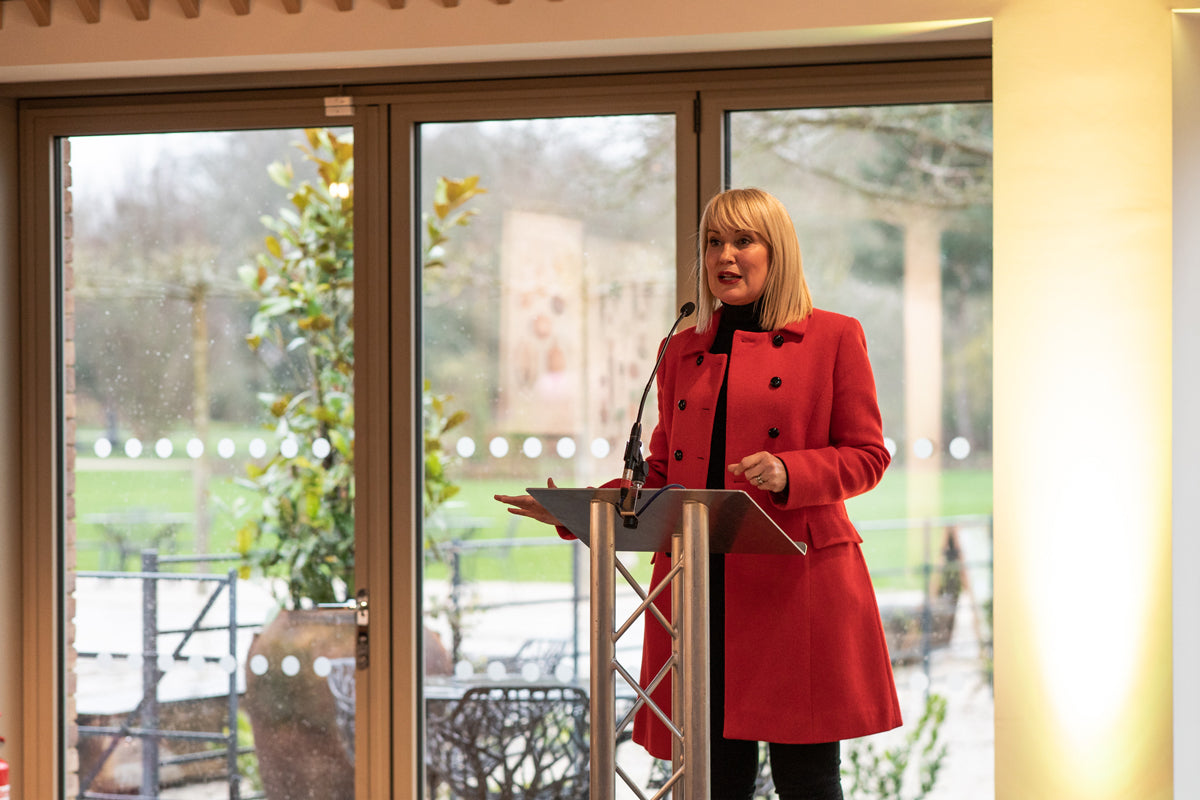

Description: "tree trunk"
903 211 944 521
190 282 211 555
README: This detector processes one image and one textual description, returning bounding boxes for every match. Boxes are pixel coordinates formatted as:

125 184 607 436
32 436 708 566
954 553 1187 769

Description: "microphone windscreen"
680 301 696 317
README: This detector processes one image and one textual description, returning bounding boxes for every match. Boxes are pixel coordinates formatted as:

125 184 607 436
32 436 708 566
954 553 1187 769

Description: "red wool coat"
630 307 903 759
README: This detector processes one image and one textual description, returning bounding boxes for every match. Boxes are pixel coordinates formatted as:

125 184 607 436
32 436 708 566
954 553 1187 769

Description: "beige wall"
1173 12 1200 798
0 1 991 84
994 2 1174 797
0 0 1186 798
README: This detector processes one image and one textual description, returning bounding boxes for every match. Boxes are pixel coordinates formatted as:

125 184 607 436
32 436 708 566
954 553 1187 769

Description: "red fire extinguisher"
1 711 9 799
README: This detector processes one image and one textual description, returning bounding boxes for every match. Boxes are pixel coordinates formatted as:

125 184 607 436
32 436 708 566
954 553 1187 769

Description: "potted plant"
234 128 357 800
233 130 485 798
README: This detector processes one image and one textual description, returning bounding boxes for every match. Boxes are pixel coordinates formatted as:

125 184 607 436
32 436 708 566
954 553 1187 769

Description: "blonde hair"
694 188 813 333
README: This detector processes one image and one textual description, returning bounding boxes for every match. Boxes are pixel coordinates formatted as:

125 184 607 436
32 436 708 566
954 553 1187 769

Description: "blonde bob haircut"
694 188 813 333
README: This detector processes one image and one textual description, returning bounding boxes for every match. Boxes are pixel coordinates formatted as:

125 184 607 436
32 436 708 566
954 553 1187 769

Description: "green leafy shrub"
844 692 949 800
234 128 355 609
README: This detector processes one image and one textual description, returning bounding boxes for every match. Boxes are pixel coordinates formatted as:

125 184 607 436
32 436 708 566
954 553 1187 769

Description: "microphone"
619 301 697 528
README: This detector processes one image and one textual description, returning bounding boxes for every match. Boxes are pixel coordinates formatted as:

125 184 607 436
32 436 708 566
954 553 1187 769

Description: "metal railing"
428 513 994 683
76 551 260 800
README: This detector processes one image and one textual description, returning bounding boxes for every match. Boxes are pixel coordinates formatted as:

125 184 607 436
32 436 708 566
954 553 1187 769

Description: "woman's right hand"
494 477 563 527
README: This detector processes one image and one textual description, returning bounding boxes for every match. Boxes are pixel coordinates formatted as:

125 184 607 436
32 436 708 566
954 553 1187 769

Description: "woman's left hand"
494 477 564 527
728 451 788 494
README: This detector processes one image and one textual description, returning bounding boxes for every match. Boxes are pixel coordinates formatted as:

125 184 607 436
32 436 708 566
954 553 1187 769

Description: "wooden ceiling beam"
228 0 249 13
125 0 149 19
24 0 52 26
279 0 299 13
176 0 198 17
76 0 100 22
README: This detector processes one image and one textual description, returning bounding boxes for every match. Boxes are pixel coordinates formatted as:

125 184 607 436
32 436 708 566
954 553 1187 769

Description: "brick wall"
61 140 79 800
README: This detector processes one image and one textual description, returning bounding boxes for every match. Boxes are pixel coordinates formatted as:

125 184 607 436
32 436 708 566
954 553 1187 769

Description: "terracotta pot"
243 608 456 800
243 608 356 800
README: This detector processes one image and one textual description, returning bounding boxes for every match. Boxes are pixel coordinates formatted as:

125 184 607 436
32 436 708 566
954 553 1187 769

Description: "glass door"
20 60 991 800
61 126 360 800
722 101 995 797
409 89 993 799
414 110 683 797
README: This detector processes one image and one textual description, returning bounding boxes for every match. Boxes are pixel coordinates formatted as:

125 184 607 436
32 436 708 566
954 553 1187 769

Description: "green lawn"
431 468 993 587
73 464 257 572
74 463 992 588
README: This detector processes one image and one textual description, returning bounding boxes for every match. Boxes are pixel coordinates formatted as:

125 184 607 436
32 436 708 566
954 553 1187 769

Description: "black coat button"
772 334 784 347
769 376 782 389
768 428 780 438
678 399 687 410
673 449 684 461
696 355 704 365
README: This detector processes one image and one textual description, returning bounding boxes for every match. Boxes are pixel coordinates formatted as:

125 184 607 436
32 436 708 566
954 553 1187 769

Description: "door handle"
318 588 369 669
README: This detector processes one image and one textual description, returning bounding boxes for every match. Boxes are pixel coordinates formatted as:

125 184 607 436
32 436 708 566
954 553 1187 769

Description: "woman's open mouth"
717 270 742 284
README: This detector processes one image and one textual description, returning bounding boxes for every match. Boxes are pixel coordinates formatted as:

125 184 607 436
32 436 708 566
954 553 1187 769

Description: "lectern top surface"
528 487 806 555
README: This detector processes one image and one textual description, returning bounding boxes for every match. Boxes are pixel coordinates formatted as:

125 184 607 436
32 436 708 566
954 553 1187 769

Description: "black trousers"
708 555 844 800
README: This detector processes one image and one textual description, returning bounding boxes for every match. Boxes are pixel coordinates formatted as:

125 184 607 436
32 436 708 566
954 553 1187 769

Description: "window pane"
729 103 994 798
63 128 356 800
419 115 676 796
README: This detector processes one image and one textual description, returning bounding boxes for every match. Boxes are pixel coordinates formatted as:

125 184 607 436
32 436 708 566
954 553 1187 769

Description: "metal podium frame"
529 487 805 800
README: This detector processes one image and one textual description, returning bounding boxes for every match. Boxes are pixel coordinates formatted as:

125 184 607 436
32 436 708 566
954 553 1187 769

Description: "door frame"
15 51 991 798
17 96 393 800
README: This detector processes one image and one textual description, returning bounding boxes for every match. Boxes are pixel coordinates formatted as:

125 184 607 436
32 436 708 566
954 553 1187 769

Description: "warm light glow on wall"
993 2 1174 797
1013 338 1172 788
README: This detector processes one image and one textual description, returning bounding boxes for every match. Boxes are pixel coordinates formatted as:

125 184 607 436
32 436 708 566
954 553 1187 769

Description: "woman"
497 188 901 799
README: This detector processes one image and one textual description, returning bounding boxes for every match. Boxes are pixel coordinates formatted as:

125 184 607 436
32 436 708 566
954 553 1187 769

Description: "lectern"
529 487 805 800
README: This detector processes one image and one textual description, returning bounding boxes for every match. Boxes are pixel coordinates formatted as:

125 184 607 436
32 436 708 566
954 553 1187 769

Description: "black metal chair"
426 684 589 800
495 637 570 681
326 656 357 761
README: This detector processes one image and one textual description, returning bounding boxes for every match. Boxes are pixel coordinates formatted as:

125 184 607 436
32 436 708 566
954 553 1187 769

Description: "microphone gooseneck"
619 301 696 528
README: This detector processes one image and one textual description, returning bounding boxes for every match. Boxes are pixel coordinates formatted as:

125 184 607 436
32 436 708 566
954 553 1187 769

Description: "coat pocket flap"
804 503 864 549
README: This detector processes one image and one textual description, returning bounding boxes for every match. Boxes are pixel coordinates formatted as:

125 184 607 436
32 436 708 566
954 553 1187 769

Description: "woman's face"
705 226 771 307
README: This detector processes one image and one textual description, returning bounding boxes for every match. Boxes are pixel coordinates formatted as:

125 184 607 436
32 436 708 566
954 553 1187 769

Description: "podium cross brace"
589 497 711 800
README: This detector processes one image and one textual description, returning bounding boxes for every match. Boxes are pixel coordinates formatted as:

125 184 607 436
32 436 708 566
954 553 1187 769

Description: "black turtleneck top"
705 301 766 491
706 301 767 707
